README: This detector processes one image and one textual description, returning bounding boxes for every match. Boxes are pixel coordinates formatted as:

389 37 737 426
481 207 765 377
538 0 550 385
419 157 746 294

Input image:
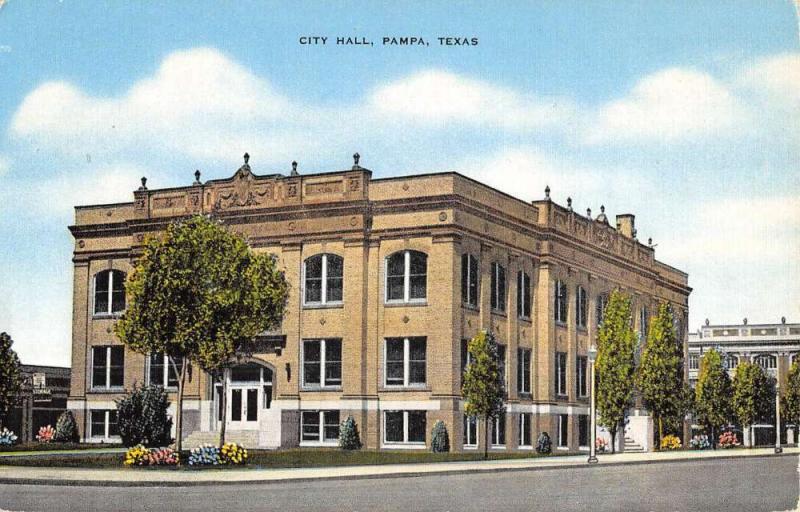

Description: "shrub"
536 432 552 454
220 442 248 465
0 427 17 446
116 385 172 447
124 444 179 466
36 425 55 443
54 411 79 443
188 444 222 466
718 431 740 448
430 420 450 453
689 434 710 450
660 434 682 450
595 437 608 453
339 415 362 450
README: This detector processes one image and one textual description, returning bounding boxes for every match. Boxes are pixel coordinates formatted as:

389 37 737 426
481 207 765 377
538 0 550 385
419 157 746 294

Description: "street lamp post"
776 366 782 454
588 344 598 464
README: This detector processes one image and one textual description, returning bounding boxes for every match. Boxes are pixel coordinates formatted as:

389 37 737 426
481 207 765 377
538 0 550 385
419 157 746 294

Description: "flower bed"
718 431 740 449
660 434 682 451
124 444 178 466
0 428 17 446
187 443 248 467
36 425 55 443
689 434 710 450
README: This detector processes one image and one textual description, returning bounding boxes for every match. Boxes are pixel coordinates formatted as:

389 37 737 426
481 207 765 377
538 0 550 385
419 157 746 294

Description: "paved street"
0 455 797 512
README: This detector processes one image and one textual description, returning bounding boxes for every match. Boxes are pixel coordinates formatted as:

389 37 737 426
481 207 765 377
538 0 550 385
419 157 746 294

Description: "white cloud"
585 68 744 144
737 52 800 109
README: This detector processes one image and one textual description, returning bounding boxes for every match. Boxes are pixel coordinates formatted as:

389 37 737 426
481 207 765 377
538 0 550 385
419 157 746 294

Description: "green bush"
54 410 79 443
338 415 362 450
430 420 450 452
116 385 172 447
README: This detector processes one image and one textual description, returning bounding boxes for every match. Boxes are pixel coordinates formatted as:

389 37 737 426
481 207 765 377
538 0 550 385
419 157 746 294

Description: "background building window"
755 354 777 370
304 254 343 305
558 414 568 448
517 348 531 394
519 413 532 447
94 269 126 315
639 307 649 340
301 410 340 443
463 415 478 447
576 356 588 398
596 294 608 327
725 354 739 370
461 254 479 307
385 337 427 387
576 286 588 328
492 415 506 446
148 353 182 388
90 410 118 438
91 346 124 389
384 410 426 444
302 339 342 388
578 415 589 447
555 352 567 396
386 251 427 303
490 262 506 312
554 280 568 324
688 354 699 370
517 271 531 318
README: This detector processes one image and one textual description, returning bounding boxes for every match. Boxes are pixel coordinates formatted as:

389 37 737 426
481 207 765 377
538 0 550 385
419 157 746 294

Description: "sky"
0 1 798 366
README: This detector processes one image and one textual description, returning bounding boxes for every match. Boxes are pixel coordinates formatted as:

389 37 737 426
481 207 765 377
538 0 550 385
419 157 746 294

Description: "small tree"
695 349 732 448
116 385 172 447
595 289 637 453
0 332 22 429
462 330 505 459
431 420 450 453
733 361 774 446
782 361 800 430
338 415 362 450
53 410 79 443
636 302 685 448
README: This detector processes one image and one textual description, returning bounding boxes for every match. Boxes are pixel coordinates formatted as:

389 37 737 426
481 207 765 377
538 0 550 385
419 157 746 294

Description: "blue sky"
0 1 798 365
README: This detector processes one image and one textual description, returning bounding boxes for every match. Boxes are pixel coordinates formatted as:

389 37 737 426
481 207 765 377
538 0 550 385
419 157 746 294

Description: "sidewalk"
0 447 795 487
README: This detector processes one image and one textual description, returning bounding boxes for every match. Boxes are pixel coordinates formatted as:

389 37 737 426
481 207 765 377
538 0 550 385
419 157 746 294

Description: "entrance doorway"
214 363 273 430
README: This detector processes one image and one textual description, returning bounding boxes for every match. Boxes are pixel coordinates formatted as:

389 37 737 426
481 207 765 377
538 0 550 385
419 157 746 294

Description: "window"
558 414 568 448
596 294 608 327
755 354 777 370
576 286 588 329
726 354 739 370
497 343 507 390
578 415 589 448
148 353 182 388
463 415 478 448
384 410 426 444
554 280 568 324
555 352 567 396
386 250 427 303
492 415 506 446
94 269 125 315
490 262 506 312
385 337 426 387
639 307 649 339
461 339 473 377
461 254 479 307
517 348 531 394
301 410 340 443
517 271 531 318
576 356 588 398
91 346 124 389
303 254 343 305
519 413 532 447
688 354 699 370
90 410 119 438
302 339 342 388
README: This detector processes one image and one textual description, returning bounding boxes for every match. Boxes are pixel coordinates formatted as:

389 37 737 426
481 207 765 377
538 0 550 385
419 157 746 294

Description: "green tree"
694 349 732 448
53 410 79 443
0 332 22 429
732 361 774 446
782 361 800 429
462 330 505 459
114 215 289 453
595 289 637 453
635 302 686 448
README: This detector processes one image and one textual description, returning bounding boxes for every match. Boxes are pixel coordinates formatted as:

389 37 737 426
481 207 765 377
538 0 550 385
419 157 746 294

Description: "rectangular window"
91 346 124 389
461 254 479 307
576 286 588 328
302 339 342 388
463 415 478 447
492 415 506 446
639 307 649 340
301 410 340 443
596 294 608 327
384 410 426 445
519 413 532 447
558 414 568 448
555 352 567 396
576 356 588 398
517 348 531 394
148 353 182 388
490 262 506 313
461 338 472 377
688 354 699 370
497 343 507 390
555 280 568 324
90 410 118 438
385 337 426 387
578 415 589 448
517 271 531 318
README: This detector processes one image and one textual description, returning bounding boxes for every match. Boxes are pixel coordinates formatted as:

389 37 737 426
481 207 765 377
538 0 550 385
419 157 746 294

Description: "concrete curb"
0 450 794 488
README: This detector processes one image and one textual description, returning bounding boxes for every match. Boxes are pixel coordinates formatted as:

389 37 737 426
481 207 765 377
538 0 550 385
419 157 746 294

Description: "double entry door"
229 386 259 425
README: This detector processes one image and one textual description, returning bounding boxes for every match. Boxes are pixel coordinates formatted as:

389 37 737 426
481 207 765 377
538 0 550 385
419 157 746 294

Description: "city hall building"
67 154 691 451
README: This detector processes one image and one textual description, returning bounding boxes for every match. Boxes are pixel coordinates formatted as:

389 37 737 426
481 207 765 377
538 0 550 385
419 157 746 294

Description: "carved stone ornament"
213 168 270 211
402 315 410 324
78 240 85 248
439 212 447 222
319 318 326 325
350 216 358 226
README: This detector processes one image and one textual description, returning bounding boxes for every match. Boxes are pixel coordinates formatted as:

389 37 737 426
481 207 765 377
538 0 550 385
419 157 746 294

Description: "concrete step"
184 430 260 449
623 436 646 452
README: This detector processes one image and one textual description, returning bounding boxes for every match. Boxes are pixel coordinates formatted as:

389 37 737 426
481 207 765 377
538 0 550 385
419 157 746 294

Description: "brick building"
5 365 71 443
67 154 691 451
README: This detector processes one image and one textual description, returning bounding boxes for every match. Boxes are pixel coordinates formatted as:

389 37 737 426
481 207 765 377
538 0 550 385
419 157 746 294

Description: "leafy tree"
595 289 637 453
54 410 79 443
636 302 686 448
116 385 172 447
782 361 800 429
694 349 732 448
430 420 450 453
462 330 505 459
0 332 22 429
339 415 362 450
733 361 774 445
114 215 289 453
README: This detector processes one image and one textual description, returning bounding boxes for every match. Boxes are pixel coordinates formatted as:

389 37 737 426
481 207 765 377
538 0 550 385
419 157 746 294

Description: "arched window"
94 269 126 315
303 254 343 305
755 354 777 370
386 250 427 303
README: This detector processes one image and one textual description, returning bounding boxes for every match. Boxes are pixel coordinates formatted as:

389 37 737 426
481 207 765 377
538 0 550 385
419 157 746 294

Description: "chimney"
616 214 635 238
